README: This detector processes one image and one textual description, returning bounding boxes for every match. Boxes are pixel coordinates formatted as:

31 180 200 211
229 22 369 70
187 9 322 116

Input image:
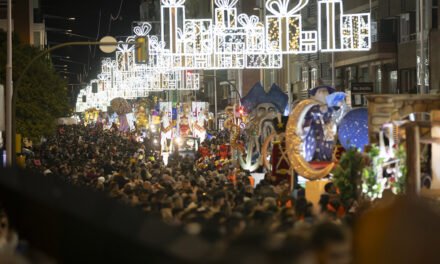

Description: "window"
390 71 398 94
433 0 439 29
375 67 382 93
360 67 369 82
400 13 410 43
302 67 309 93
33 31 41 48
311 68 318 89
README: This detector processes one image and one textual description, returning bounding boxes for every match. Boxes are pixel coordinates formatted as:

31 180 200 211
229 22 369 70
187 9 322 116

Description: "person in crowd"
20 124 362 262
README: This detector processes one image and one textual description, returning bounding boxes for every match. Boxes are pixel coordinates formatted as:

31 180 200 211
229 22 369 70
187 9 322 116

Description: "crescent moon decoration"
261 132 286 171
286 99 335 180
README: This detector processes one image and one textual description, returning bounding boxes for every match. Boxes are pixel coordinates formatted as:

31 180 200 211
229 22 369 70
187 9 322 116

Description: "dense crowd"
8 124 358 263
1 124 439 263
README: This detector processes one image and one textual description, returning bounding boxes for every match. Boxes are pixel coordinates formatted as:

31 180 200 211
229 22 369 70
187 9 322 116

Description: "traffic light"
135 36 149 64
92 83 98 93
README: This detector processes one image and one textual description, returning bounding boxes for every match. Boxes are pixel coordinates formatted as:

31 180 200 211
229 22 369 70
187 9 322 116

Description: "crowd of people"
10 123 436 263
9 124 357 263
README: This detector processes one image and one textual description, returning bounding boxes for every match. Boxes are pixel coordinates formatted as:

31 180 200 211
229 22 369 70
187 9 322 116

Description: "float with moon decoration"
285 86 369 181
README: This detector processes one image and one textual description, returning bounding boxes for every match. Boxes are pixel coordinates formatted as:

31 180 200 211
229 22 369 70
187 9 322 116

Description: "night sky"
41 0 141 87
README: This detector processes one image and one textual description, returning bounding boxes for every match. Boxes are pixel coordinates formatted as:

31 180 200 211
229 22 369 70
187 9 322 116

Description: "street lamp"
65 32 96 40
53 57 86 65
53 64 69 68
44 14 76 21
5 0 12 166
51 55 71 59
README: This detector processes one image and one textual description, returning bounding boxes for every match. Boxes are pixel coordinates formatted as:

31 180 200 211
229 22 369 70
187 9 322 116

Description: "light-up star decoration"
76 0 371 112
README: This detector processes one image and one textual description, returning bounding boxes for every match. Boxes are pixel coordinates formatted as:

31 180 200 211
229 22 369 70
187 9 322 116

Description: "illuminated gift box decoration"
237 14 283 69
132 22 152 64
342 14 371 50
75 0 374 113
215 28 246 68
116 41 135 72
213 0 245 68
265 0 317 54
318 0 371 51
238 14 265 52
184 19 213 68
161 0 186 53
215 0 238 29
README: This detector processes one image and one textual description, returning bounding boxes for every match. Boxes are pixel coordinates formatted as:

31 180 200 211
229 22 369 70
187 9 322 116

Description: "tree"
0 31 71 141
332 148 366 205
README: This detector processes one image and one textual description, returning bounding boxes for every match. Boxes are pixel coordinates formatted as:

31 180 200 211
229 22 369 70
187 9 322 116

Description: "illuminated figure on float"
179 104 192 137
161 108 173 152
135 105 149 130
302 85 351 163
285 85 348 180
194 109 208 143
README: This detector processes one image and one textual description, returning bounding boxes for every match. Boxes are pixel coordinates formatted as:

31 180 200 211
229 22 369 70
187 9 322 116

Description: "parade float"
84 108 101 125
238 82 288 173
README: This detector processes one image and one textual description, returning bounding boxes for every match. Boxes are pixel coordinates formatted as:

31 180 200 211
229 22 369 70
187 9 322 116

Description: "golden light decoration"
285 99 335 180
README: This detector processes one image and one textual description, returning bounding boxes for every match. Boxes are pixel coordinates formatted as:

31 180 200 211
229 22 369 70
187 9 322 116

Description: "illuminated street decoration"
318 0 371 51
265 0 318 54
95 0 369 73
76 0 370 112
147 0 367 70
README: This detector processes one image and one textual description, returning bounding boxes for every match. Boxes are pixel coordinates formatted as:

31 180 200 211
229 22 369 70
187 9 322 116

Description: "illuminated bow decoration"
237 14 263 29
150 37 167 53
161 0 185 7
117 37 135 52
265 0 309 16
215 0 238 8
97 74 106 81
133 23 152 37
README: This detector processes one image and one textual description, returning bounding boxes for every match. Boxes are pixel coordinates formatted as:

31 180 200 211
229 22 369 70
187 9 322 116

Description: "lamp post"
417 0 429 94
5 0 12 166
198 73 242 130
44 14 76 21
211 0 218 130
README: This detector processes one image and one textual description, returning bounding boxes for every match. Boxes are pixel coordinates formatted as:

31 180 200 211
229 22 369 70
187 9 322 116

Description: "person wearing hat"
302 85 340 162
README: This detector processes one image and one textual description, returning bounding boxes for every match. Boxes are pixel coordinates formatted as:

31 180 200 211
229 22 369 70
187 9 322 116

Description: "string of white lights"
76 0 371 112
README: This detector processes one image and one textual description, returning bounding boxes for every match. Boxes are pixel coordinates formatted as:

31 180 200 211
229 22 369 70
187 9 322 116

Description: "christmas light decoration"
76 0 371 112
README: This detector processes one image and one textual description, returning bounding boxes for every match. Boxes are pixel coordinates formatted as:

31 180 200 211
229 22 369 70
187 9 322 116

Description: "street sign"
350 82 374 107
351 82 374 93
99 36 118 54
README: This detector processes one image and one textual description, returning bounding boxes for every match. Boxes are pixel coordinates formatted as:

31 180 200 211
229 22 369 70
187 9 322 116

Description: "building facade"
296 0 440 98
0 0 46 49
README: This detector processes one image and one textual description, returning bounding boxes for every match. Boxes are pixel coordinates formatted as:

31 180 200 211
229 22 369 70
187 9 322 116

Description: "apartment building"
0 0 46 49
297 0 439 97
